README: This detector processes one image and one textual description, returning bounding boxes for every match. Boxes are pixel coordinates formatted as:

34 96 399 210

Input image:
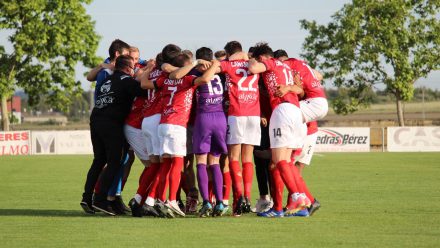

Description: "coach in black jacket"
81 55 154 215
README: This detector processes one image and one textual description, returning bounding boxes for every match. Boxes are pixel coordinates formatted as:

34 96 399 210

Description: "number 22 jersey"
220 60 260 117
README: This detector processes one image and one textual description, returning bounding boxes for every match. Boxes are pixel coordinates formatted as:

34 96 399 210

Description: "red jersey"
283 58 326 99
125 97 146 129
155 75 196 127
307 121 318 135
143 68 164 118
220 60 260 117
261 58 300 109
258 78 272 119
125 63 147 129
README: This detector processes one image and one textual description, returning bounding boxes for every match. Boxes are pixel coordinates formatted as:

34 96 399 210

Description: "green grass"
1 153 439 247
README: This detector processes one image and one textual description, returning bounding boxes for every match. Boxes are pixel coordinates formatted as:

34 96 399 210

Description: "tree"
300 0 440 126
0 0 101 131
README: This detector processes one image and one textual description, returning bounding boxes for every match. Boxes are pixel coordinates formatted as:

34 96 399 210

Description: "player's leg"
196 154 212 217
81 122 106 214
257 162 284 218
241 116 261 213
294 132 320 215
241 144 254 213
253 120 272 213
268 103 305 216
91 123 126 215
208 154 225 216
253 152 272 213
161 124 187 217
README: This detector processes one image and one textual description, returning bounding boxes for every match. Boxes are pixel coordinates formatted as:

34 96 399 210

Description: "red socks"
136 163 160 199
270 165 284 211
222 170 231 202
229 160 243 201
276 160 299 194
168 157 184 201
292 164 315 202
156 158 172 202
242 162 254 199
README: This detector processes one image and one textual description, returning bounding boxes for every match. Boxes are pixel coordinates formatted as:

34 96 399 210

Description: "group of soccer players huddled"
80 38 328 218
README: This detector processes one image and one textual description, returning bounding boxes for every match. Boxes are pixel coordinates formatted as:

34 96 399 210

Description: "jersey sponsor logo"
163 107 176 116
95 96 115 108
238 92 257 103
205 96 223 105
100 80 111 93
317 129 368 145
120 75 131 80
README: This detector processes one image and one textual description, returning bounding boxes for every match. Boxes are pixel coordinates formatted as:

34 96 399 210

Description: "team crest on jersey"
100 80 112 93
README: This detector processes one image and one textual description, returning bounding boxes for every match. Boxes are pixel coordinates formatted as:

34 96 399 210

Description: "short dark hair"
162 44 181 64
248 46 255 53
196 47 213 61
274 49 289 59
155 53 164 69
171 53 191 67
252 42 274 59
109 39 130 61
224 41 242 56
214 50 226 59
115 55 134 72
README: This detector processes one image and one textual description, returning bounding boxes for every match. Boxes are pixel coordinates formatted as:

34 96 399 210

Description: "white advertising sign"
387 126 440 152
32 131 56 155
56 131 92 154
0 131 31 156
315 127 370 152
31 131 93 155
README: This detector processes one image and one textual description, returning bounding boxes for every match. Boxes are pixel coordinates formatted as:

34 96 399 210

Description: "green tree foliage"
300 0 440 126
0 0 101 130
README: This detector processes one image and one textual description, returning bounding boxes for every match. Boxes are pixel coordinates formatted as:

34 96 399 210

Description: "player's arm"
169 59 211 80
161 63 179 73
135 59 155 78
313 69 323 81
248 58 267 74
194 60 220 86
275 85 304 97
86 63 114 81
139 62 157 89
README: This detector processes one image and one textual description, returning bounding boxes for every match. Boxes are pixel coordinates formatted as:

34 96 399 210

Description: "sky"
2 0 440 90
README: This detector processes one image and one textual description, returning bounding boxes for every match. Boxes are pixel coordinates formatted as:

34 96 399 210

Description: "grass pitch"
1 153 439 247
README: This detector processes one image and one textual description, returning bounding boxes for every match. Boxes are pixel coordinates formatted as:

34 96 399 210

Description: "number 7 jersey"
154 75 196 128
220 59 260 117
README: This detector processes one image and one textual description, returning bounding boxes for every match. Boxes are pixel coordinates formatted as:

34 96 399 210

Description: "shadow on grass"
0 209 101 217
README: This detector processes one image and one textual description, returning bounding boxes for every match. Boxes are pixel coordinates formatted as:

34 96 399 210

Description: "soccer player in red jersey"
275 51 328 123
248 42 306 217
128 53 166 217
275 50 325 216
291 121 321 215
140 51 219 217
215 41 261 216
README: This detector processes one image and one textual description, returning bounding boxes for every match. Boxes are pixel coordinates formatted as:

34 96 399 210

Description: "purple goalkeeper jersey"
191 69 225 113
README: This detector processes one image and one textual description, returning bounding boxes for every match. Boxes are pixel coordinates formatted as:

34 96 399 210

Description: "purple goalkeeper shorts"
192 111 228 156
